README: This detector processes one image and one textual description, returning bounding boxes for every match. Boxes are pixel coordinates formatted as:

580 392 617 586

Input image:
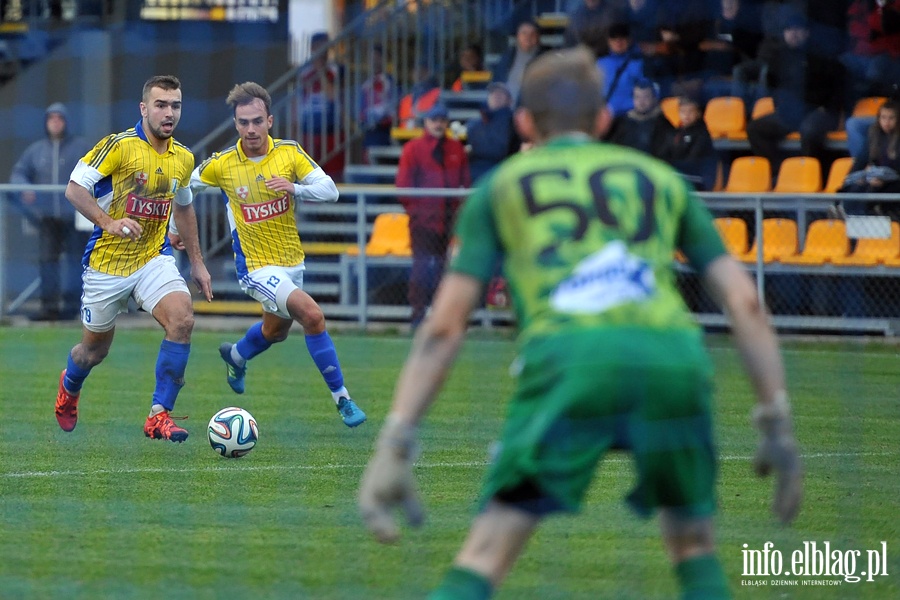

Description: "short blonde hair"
519 47 605 139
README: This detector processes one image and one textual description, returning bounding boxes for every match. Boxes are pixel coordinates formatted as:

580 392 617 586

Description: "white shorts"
81 255 190 332
239 263 306 319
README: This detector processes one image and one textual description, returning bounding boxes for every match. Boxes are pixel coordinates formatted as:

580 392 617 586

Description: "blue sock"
64 353 92 393
305 331 344 392
152 340 190 411
235 322 272 361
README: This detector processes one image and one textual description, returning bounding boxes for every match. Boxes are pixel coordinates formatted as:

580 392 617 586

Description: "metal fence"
3 183 900 334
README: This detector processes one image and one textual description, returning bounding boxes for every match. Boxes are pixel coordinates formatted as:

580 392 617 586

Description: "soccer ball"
208 407 258 458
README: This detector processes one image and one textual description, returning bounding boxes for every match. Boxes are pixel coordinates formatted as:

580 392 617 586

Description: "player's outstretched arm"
172 200 212 302
359 273 483 543
65 178 141 241
702 256 802 525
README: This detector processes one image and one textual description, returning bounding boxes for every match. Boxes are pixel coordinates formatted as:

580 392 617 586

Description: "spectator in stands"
492 20 546 104
451 43 485 92
660 94 718 190
395 104 471 328
650 0 712 97
297 32 342 136
623 0 664 53
564 0 627 57
841 0 900 102
9 102 91 321
840 100 900 213
466 82 519 182
359 44 397 159
398 61 441 128
700 0 765 100
596 23 645 117
745 13 844 176
846 83 900 165
605 78 674 157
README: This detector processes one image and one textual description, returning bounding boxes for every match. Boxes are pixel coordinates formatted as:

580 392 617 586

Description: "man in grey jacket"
10 102 91 321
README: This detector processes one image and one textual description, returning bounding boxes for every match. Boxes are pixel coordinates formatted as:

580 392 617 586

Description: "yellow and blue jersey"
80 121 194 276
194 136 318 276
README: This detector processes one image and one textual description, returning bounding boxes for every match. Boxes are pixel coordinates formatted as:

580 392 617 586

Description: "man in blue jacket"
10 103 91 321
466 82 519 182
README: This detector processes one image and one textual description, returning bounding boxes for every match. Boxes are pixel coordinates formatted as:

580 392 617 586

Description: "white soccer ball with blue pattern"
208 407 258 458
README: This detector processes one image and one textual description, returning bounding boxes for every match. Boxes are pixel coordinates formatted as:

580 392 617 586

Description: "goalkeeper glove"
752 391 803 525
358 415 425 543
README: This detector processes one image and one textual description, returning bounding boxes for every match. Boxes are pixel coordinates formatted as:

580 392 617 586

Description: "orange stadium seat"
713 217 751 258
823 157 855 193
853 96 887 117
751 97 774 119
661 96 680 127
704 96 746 139
773 156 822 193
833 221 900 266
724 156 771 193
742 218 799 263
345 213 411 257
781 219 849 265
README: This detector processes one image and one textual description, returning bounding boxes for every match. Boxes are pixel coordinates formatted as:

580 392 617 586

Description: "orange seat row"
713 217 900 267
660 96 886 141
723 155 855 194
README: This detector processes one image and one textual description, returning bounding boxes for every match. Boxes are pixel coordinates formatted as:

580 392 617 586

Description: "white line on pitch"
1 451 892 479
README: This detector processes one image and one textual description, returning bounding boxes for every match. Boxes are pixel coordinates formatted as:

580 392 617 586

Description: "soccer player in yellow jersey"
186 81 365 427
55 75 212 443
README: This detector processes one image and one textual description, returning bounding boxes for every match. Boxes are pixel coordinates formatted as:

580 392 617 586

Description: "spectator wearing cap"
596 22 645 117
605 77 674 158
9 102 92 321
465 82 520 182
491 20 547 104
395 103 471 327
746 12 844 177
660 94 718 190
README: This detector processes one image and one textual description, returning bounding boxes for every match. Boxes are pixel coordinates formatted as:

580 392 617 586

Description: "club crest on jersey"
236 186 249 199
125 192 170 221
134 171 148 186
241 194 290 223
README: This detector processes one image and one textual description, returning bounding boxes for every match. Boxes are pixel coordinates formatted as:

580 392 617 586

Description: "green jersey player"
359 48 802 600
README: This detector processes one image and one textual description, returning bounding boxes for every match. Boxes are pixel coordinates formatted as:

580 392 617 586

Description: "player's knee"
293 302 325 333
166 311 194 341
659 511 715 562
81 344 110 367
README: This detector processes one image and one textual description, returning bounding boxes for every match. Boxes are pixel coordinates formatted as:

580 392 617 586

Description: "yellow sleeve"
292 143 319 181
197 154 221 187
84 134 122 177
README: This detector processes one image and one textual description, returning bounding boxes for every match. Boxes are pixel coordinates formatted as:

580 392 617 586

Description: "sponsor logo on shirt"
550 240 655 314
155 167 164 175
240 194 290 223
125 193 170 221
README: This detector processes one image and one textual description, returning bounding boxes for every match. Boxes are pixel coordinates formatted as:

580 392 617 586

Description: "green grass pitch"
1 325 898 599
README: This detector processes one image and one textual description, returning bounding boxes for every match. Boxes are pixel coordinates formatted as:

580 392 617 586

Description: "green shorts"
481 327 718 519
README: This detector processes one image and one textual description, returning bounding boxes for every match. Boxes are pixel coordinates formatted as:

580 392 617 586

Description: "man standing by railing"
9 102 91 321
395 103 471 329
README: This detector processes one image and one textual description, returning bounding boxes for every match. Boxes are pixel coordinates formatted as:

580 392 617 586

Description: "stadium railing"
2 183 900 334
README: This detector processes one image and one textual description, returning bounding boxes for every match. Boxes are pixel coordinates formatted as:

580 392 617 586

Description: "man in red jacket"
395 103 471 327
